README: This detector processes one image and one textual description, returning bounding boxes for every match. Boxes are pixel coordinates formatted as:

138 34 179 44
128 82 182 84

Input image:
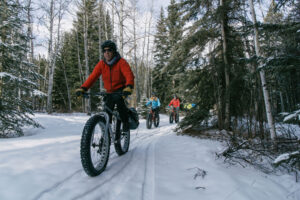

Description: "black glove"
75 87 87 97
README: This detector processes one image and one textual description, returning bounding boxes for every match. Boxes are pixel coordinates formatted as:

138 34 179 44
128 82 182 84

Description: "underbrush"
179 119 300 182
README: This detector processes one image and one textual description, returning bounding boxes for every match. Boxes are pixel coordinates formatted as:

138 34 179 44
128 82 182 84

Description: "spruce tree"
152 7 170 107
0 0 41 137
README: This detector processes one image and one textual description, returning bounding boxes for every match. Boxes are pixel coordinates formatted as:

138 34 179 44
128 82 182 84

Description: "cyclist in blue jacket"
146 93 161 117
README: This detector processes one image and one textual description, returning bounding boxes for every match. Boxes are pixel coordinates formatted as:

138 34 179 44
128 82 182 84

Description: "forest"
0 0 300 175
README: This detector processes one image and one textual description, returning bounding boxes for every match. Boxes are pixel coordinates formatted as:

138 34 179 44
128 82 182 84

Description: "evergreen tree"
152 7 170 107
165 0 184 98
260 0 300 114
165 0 252 131
0 0 41 137
52 0 114 112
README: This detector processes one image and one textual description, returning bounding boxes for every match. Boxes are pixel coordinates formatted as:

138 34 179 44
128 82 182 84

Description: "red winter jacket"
169 98 180 108
81 58 134 93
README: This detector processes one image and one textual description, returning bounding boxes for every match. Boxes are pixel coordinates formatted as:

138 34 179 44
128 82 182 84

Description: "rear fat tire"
154 114 160 127
146 113 152 129
114 120 130 156
80 115 110 177
175 113 179 123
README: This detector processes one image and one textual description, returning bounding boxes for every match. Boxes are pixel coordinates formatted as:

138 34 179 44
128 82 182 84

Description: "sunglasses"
103 48 112 53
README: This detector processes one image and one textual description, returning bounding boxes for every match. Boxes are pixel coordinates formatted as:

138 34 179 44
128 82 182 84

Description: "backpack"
128 107 139 130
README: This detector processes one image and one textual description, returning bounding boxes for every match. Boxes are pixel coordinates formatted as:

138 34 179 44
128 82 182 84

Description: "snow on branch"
0 72 37 86
32 89 47 97
283 109 300 122
0 72 17 80
273 151 300 167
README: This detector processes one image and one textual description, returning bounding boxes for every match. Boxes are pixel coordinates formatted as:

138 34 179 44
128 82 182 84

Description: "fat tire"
169 113 173 124
146 113 152 129
175 113 179 123
114 131 130 156
154 114 160 127
80 115 110 177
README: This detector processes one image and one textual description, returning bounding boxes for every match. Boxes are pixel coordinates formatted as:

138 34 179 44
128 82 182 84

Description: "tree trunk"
75 30 85 112
220 0 230 130
26 0 34 62
62 61 71 111
146 4 153 97
131 0 140 103
249 0 276 140
98 0 104 91
46 0 55 113
142 19 148 97
83 0 91 114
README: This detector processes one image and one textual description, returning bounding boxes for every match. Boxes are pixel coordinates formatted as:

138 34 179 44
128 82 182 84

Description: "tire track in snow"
71 145 137 200
32 131 158 200
34 117 173 200
141 138 156 200
75 132 160 200
32 169 82 200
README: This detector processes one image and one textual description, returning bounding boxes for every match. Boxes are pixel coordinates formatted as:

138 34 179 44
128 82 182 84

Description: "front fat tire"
146 113 152 129
169 113 173 123
80 115 110 177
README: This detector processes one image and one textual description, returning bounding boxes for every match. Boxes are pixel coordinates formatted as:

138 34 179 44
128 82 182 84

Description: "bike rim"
120 132 129 151
90 124 109 170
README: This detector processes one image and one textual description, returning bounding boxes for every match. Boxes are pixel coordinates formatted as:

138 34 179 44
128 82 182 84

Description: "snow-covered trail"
0 113 299 200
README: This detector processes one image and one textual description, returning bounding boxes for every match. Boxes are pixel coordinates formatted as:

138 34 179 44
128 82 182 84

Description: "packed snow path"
0 113 299 200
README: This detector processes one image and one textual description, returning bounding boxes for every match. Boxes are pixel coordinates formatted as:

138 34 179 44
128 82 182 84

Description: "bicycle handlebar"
83 91 125 98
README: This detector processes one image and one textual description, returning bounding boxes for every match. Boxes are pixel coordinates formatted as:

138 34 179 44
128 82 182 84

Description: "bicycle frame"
149 108 155 120
84 92 123 143
80 91 131 177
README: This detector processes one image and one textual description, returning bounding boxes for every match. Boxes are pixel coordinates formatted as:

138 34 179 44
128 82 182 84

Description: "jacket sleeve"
157 99 161 107
120 59 135 87
81 61 103 89
168 100 173 107
146 100 151 106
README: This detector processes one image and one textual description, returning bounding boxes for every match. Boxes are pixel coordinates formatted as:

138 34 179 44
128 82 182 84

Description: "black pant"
105 93 129 132
152 107 159 117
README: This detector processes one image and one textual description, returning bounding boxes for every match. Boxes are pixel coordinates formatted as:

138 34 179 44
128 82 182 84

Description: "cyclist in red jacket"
168 94 180 115
76 40 134 134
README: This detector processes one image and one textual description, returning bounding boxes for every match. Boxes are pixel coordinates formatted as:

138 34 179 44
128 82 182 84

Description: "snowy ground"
0 113 300 200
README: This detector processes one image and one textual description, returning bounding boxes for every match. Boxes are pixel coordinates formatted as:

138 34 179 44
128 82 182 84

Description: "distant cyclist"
168 94 180 115
146 93 161 117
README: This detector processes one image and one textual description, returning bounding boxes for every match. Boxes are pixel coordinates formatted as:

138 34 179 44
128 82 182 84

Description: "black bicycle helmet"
101 40 117 52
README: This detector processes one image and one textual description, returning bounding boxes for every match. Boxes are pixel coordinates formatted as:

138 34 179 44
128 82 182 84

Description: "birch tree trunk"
131 0 140 102
146 4 153 97
62 62 71 111
111 0 115 40
118 0 125 56
98 0 104 91
142 20 148 97
26 0 34 63
47 0 67 113
83 0 91 114
220 0 231 130
75 29 85 112
249 0 276 140
46 0 55 113
76 30 83 85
